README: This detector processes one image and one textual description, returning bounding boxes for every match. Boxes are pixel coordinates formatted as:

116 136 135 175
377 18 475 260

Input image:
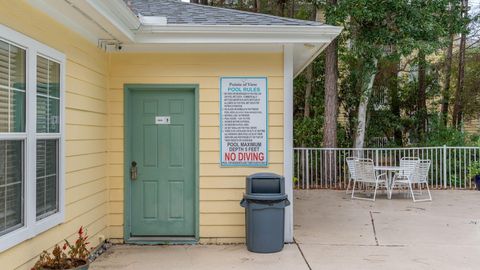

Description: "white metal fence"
294 146 480 190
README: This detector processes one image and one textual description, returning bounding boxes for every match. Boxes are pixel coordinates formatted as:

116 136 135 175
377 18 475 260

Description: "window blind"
0 39 25 236
36 56 60 220
36 140 57 219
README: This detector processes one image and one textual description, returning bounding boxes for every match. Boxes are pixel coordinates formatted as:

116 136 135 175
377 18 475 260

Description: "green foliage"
451 47 480 120
32 227 90 270
421 116 470 146
294 117 323 147
467 162 480 179
218 0 479 148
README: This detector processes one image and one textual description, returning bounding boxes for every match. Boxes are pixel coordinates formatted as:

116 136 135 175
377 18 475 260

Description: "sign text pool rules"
220 77 268 166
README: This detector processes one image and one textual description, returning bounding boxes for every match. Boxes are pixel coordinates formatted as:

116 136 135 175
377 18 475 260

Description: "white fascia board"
69 0 135 42
83 0 139 41
293 43 330 77
26 0 101 44
118 43 284 53
135 25 342 44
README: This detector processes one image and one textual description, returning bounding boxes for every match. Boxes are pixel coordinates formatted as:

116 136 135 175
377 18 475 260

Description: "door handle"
130 161 138 180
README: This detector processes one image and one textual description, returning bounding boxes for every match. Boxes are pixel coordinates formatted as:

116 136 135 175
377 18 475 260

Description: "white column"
283 44 294 243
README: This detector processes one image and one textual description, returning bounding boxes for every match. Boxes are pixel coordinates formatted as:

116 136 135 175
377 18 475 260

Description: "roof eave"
29 0 342 45
134 26 341 44
27 0 342 78
84 0 342 45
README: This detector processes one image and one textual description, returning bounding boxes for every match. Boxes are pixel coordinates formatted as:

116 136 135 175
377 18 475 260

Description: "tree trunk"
290 0 295 18
322 41 338 148
190 0 199 3
253 0 261 12
417 50 427 138
276 0 286 16
322 0 338 148
441 34 454 126
386 53 401 146
354 59 379 149
302 5 321 119
200 0 208 5
452 0 468 129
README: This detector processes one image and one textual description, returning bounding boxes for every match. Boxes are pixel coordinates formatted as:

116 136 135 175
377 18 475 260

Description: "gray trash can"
240 173 290 253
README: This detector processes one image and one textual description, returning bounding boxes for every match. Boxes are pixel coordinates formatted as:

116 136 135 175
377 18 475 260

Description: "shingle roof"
124 0 322 26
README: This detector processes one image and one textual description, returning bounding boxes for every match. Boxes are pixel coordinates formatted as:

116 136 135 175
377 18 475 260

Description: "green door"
128 89 195 237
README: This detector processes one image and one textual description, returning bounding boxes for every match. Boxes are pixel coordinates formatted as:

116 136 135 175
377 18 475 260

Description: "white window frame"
0 24 65 252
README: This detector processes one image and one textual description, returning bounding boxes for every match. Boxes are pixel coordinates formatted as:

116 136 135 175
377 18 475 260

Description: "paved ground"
91 190 480 270
295 190 480 270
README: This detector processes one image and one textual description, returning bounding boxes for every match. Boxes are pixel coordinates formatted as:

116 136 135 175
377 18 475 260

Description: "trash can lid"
243 193 288 201
246 172 284 180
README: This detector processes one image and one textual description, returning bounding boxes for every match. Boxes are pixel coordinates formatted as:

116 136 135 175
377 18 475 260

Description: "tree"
335 0 462 148
322 0 338 148
440 2 464 126
417 50 427 138
302 5 318 120
275 0 287 16
452 0 469 128
304 65 313 118
441 34 454 125
213 0 471 148
386 52 402 146
253 0 261 12
353 58 378 148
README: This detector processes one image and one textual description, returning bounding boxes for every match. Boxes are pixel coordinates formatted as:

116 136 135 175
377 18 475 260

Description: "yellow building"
0 0 340 268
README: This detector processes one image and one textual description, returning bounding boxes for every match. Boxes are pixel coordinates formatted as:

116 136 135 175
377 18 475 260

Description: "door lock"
130 161 138 180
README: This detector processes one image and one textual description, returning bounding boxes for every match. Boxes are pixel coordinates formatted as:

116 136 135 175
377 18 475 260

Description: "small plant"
32 226 90 270
293 176 299 187
468 162 480 179
468 162 480 191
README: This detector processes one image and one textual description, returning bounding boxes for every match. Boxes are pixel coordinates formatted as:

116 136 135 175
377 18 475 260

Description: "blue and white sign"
220 77 268 167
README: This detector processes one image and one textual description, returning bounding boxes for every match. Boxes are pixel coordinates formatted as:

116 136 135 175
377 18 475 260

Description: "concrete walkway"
90 244 308 270
91 190 480 270
295 190 480 270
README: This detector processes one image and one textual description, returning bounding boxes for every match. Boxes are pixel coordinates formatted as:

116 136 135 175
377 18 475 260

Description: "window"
0 140 24 236
0 25 65 252
36 56 60 220
0 40 26 237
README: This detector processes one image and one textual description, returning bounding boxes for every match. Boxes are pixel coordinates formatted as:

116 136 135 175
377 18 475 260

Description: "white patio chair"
391 160 432 202
396 157 420 180
345 157 357 194
351 158 387 201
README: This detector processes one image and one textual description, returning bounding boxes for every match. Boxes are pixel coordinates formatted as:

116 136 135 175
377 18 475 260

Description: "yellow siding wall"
107 53 284 242
0 1 109 269
0 1 286 267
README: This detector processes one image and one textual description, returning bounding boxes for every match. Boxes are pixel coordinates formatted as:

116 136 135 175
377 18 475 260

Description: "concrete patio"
91 190 480 270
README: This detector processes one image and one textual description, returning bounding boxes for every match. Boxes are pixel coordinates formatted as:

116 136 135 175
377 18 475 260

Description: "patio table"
374 166 405 199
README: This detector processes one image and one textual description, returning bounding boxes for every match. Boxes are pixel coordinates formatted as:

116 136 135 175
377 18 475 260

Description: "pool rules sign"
220 77 268 166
